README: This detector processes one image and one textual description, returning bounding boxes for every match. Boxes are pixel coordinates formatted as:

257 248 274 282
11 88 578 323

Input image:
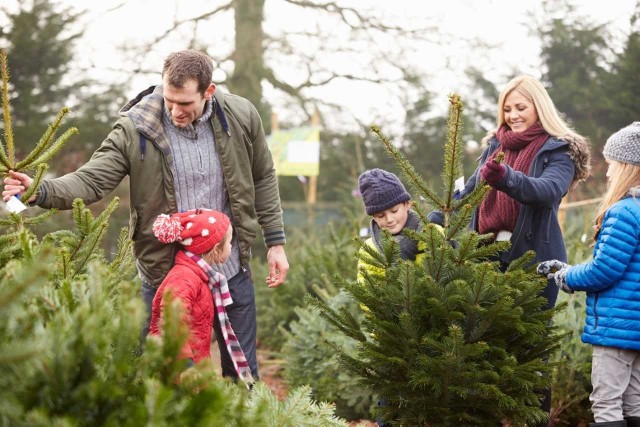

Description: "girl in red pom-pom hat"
148 209 253 384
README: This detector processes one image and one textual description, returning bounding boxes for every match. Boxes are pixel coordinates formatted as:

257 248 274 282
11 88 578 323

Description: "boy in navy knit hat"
357 168 421 270
356 168 426 427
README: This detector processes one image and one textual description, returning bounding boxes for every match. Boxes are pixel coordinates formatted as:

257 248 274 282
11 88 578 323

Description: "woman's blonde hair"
482 74 584 145
593 161 640 240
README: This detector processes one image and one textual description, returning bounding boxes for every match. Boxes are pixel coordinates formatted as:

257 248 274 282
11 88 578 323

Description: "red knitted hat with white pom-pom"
152 209 231 255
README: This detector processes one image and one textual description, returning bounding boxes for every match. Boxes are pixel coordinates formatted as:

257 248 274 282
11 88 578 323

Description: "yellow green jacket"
356 209 426 285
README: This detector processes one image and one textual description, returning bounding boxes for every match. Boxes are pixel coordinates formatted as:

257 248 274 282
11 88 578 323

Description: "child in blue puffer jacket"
538 122 640 427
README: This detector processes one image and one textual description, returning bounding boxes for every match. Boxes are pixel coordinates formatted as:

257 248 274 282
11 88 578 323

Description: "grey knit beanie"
358 168 410 215
603 122 640 165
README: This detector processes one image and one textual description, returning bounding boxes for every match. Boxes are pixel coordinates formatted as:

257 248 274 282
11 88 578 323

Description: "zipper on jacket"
593 294 599 329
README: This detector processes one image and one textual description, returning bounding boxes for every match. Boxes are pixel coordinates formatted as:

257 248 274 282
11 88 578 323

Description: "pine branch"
70 221 108 280
452 183 490 212
29 127 79 170
370 125 443 209
92 197 119 232
446 203 477 239
0 50 76 200
110 227 134 278
442 94 464 210
21 209 57 225
19 163 48 204
71 199 90 235
0 49 13 169
14 107 72 170
305 295 367 343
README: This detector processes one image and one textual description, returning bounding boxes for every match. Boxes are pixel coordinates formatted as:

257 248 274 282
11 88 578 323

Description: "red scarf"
478 122 550 235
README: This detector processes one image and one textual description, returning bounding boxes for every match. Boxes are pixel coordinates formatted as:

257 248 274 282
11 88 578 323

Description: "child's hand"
553 268 573 294
537 260 573 294
536 260 569 278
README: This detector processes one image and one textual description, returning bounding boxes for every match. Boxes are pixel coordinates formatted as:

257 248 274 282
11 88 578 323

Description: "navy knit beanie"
358 168 411 215
603 122 640 165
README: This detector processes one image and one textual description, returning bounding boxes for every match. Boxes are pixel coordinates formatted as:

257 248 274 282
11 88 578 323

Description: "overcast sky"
4 0 638 130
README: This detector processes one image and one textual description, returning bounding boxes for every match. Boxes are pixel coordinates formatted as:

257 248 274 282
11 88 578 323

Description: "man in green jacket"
2 49 288 381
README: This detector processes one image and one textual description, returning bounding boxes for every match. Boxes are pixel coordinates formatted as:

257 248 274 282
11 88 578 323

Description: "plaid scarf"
184 250 253 385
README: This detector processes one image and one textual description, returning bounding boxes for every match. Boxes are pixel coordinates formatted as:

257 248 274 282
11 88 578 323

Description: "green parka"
37 85 285 286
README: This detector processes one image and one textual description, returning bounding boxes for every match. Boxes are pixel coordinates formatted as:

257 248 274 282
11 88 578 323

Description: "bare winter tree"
93 0 454 131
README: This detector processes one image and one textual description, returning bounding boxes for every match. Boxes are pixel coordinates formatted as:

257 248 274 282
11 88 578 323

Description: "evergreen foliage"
254 221 360 349
548 235 594 426
548 292 592 426
0 0 81 158
308 95 564 426
282 290 375 421
0 48 347 426
0 48 78 202
0 205 349 426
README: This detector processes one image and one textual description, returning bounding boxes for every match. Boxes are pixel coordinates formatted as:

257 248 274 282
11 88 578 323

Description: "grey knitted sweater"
163 100 241 278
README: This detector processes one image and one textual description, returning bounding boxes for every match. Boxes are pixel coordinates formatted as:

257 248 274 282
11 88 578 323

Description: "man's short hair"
162 50 214 94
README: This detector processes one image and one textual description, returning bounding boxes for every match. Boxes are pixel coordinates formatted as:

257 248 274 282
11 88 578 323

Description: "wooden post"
306 110 320 225
307 110 320 205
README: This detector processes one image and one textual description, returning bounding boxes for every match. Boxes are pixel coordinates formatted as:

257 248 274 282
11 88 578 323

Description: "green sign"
267 126 320 176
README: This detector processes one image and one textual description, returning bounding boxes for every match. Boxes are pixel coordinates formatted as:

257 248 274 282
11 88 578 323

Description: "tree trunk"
230 0 271 131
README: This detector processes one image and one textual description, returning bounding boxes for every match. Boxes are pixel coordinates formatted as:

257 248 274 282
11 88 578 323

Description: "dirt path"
210 343 376 426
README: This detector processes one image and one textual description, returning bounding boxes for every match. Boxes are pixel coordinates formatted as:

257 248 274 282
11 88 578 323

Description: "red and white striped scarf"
184 250 253 385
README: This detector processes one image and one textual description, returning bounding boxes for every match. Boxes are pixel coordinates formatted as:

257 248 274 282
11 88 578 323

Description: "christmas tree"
309 95 563 426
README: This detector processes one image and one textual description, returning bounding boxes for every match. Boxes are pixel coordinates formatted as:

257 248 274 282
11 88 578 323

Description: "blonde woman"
538 122 640 427
434 74 591 308
427 74 592 423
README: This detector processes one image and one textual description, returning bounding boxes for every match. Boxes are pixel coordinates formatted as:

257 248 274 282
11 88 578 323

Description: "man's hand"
2 170 35 202
266 244 288 288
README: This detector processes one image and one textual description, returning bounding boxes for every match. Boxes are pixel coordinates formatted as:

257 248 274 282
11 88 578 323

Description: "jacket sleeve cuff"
34 182 47 206
263 228 286 247
492 164 514 190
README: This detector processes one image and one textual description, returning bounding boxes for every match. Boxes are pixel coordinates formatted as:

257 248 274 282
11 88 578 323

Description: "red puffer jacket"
149 251 214 363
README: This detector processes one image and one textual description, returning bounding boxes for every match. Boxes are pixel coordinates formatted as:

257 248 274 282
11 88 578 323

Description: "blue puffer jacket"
566 196 640 351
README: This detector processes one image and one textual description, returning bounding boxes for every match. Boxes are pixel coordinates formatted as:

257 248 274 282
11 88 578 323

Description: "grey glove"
537 260 570 278
553 267 573 294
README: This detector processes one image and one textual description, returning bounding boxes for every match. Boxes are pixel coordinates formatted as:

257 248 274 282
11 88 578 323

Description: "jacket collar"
119 85 165 141
370 209 422 261
174 250 209 282
119 85 231 140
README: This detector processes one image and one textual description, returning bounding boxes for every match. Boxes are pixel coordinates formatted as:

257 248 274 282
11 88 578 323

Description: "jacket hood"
564 134 591 187
119 85 165 141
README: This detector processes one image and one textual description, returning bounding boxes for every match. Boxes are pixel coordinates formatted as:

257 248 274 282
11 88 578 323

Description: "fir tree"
309 95 564 426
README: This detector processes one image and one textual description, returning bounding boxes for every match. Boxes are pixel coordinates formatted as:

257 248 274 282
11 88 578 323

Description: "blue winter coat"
566 196 640 351
461 136 576 308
